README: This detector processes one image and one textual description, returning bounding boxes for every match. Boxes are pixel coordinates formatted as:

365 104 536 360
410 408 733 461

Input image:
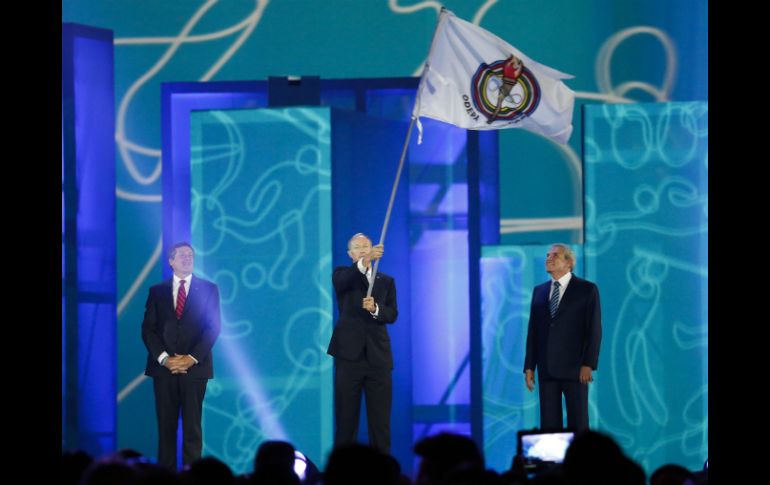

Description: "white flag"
414 10 575 144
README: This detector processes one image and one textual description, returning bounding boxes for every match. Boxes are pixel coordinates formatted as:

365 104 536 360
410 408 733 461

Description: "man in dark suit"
327 233 398 453
524 243 601 432
142 242 222 470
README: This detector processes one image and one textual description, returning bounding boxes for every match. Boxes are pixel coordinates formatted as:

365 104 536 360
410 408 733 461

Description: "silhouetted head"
414 433 484 484
61 450 93 485
255 440 296 473
324 443 398 485
651 463 697 485
78 460 137 485
563 430 645 485
182 456 234 485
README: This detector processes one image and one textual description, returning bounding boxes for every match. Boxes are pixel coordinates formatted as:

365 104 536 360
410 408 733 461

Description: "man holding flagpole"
327 233 399 453
318 9 577 451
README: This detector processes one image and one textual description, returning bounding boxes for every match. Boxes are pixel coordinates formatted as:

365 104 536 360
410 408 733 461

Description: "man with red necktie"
142 242 221 470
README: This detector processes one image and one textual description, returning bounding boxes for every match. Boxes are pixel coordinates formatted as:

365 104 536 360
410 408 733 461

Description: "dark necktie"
176 280 187 320
549 281 561 318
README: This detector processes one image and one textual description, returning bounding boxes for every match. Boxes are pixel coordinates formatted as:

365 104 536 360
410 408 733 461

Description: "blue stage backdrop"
58 0 708 371
583 101 708 473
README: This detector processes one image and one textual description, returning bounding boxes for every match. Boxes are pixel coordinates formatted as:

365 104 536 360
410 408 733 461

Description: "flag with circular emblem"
414 10 575 144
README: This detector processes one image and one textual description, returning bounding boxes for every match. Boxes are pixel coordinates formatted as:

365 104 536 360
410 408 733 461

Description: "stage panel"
584 101 708 473
189 107 334 474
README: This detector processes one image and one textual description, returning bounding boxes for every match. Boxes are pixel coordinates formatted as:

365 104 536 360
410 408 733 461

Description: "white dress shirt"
549 272 573 310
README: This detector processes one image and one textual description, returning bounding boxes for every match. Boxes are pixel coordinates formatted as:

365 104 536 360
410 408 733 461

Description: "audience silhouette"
62 430 706 484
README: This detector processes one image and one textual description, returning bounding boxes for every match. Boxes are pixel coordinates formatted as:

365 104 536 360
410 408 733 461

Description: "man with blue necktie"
524 243 602 432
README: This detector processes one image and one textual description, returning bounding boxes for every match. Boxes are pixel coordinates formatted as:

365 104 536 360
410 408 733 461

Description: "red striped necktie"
176 280 187 319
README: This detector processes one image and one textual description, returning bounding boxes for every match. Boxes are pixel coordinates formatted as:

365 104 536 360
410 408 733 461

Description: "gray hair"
551 243 576 270
347 233 371 250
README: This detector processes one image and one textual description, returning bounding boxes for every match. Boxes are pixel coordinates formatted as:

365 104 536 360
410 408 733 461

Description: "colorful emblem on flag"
470 59 541 123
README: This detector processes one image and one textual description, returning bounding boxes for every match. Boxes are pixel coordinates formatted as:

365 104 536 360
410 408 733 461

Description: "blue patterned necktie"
549 281 561 317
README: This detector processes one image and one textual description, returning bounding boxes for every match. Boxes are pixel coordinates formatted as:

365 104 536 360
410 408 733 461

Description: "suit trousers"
153 375 208 470
334 357 392 454
538 379 589 432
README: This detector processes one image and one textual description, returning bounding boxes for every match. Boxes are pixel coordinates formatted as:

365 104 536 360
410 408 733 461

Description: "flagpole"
367 7 448 297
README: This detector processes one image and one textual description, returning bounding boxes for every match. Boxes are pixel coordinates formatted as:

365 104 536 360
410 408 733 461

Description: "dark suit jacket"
142 276 221 379
327 263 398 369
524 274 601 380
